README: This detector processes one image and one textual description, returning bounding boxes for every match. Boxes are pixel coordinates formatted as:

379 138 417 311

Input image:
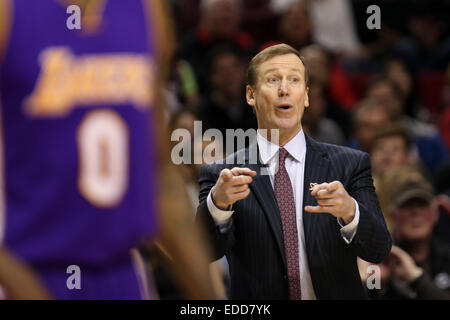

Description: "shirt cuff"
337 198 360 244
207 191 234 227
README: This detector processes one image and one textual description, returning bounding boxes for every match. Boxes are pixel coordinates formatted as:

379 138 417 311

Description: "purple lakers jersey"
0 0 160 299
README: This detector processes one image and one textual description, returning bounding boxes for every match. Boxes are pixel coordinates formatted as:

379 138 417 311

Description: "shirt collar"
256 129 306 165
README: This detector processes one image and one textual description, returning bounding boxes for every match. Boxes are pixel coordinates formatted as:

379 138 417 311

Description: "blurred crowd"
159 0 450 299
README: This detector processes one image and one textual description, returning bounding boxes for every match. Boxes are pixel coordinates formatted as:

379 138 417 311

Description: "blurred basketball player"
0 0 218 299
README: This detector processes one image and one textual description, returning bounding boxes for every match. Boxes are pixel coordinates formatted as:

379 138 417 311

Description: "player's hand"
389 245 423 283
211 167 257 210
305 181 356 224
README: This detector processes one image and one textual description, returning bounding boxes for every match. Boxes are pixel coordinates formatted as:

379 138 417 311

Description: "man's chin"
276 120 300 132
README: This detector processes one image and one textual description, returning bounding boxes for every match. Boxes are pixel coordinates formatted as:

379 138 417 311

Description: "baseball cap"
386 167 434 208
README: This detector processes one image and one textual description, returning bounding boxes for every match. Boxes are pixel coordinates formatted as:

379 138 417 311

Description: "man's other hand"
305 181 356 224
211 167 257 210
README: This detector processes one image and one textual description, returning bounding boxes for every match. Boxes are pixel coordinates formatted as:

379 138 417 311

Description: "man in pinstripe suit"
196 44 392 299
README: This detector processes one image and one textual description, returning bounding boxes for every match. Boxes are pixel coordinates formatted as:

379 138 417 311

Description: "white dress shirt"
207 129 360 300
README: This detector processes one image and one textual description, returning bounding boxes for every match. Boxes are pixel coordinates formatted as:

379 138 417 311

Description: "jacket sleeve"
195 163 236 261
347 152 392 263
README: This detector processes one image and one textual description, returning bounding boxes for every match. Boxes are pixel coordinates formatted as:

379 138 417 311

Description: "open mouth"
276 104 293 111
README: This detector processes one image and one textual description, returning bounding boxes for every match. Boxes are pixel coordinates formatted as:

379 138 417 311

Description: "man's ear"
304 86 309 108
246 85 255 107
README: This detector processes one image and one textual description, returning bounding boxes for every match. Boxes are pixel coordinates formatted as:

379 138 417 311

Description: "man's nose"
278 79 289 96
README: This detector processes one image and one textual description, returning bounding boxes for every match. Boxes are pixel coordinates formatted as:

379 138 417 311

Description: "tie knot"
279 148 289 163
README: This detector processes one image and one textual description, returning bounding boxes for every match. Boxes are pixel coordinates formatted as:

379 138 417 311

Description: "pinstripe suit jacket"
196 135 392 299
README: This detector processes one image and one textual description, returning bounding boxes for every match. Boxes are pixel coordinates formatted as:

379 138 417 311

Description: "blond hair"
246 43 309 87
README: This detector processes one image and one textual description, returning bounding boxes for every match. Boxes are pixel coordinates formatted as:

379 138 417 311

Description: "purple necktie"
274 148 301 300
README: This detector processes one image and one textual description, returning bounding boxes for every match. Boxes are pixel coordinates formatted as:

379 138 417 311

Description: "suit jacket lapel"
245 140 287 268
243 136 331 269
302 135 331 256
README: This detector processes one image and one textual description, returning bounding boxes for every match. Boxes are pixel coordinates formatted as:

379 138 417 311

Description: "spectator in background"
369 123 417 231
300 44 358 114
365 76 405 123
440 108 450 151
300 44 357 137
146 110 229 300
180 0 255 94
171 0 201 35
348 98 391 153
382 58 421 119
197 45 257 134
171 110 229 299
370 122 416 178
275 0 312 50
432 162 450 245
443 62 450 110
302 79 346 146
171 110 205 209
360 166 450 300
365 75 448 172
241 0 278 45
347 0 450 72
164 59 201 116
393 3 450 73
169 110 225 209
300 45 329 88
439 62 450 150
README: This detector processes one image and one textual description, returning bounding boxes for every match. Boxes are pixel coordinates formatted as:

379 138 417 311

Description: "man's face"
366 82 403 119
246 54 309 141
371 136 409 176
393 198 437 242
301 46 329 87
204 0 241 39
210 53 245 99
279 3 311 48
354 108 390 152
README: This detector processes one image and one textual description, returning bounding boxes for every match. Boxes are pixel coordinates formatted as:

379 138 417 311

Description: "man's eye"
290 77 299 82
268 77 278 83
